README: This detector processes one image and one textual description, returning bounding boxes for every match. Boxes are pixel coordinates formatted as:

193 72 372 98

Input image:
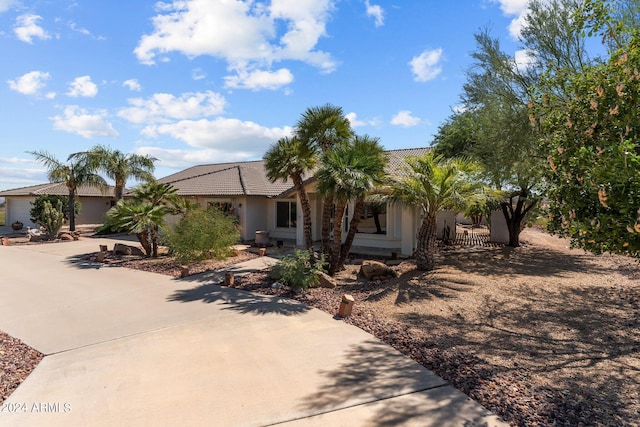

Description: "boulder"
359 260 397 280
113 243 145 256
59 233 74 241
315 271 337 289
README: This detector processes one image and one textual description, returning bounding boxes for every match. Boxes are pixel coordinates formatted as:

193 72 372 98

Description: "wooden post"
259 248 266 256
225 272 235 286
180 265 189 278
99 244 108 252
337 294 355 317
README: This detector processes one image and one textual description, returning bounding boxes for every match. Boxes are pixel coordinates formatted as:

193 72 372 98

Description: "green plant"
270 250 326 291
164 207 240 264
41 200 64 240
30 194 78 225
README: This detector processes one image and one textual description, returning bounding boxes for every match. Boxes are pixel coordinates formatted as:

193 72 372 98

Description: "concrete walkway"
0 237 507 426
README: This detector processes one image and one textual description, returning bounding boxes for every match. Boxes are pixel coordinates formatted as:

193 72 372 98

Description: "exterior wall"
437 210 457 239
490 209 510 243
6 196 112 228
242 197 268 242
76 198 112 225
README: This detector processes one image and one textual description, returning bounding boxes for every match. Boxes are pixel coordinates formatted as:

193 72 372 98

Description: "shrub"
270 250 326 291
30 195 78 225
164 207 240 264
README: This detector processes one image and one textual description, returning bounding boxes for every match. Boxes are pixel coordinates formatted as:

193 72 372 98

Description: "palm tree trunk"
68 189 76 232
329 202 346 275
321 195 334 256
415 214 437 271
292 174 313 250
337 199 365 272
137 231 152 256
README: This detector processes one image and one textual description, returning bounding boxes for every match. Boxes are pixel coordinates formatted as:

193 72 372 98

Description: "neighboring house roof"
0 182 114 197
157 147 432 199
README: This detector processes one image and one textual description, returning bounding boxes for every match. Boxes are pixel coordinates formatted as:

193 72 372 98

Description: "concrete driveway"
0 237 506 426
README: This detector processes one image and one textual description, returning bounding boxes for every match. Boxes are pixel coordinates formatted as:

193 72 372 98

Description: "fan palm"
316 135 388 275
263 136 316 250
386 152 483 270
28 150 108 231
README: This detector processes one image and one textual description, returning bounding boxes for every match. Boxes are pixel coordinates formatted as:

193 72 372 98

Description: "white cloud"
134 0 337 89
365 1 384 27
345 112 380 128
491 0 533 39
118 91 227 124
391 110 421 127
0 0 17 13
7 71 51 95
409 48 443 82
123 79 142 91
224 67 294 90
192 68 206 80
51 105 119 138
133 146 263 169
452 104 468 114
141 117 292 153
514 48 536 70
67 76 98 97
14 14 51 44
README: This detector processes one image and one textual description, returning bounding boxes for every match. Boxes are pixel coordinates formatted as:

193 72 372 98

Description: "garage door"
7 197 37 228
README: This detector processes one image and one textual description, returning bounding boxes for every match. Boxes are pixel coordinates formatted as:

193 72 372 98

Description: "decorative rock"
1 237 10 246
385 259 402 266
59 233 74 241
359 260 397 280
113 243 145 256
271 282 284 289
315 271 337 289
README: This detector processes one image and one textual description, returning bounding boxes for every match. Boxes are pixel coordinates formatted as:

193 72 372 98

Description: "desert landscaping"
1 227 639 426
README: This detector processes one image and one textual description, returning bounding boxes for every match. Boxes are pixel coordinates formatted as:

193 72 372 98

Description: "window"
276 201 296 228
357 202 387 234
207 201 233 213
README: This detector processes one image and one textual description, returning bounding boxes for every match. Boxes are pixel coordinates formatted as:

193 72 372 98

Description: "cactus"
42 200 64 240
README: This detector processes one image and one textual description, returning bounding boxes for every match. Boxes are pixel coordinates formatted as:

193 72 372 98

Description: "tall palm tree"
28 150 108 232
316 135 388 275
294 104 353 256
263 136 316 250
71 145 156 200
386 152 483 271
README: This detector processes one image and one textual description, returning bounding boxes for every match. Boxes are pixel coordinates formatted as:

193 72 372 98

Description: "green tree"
537 0 640 255
28 150 107 232
294 104 353 256
40 199 64 240
315 135 388 275
71 145 156 200
105 182 183 257
30 194 77 225
385 152 483 271
263 136 316 250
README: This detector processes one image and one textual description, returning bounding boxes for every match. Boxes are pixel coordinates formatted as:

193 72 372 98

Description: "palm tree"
105 182 183 257
263 136 316 250
316 135 388 275
294 104 353 256
386 152 483 271
70 145 156 200
28 150 108 231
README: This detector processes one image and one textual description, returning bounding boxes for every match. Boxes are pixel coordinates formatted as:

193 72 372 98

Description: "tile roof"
156 147 432 198
0 182 115 197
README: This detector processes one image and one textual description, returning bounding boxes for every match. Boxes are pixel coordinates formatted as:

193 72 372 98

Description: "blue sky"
0 0 533 192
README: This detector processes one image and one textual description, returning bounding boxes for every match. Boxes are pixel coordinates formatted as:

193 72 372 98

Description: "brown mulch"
0 332 43 404
2 229 639 426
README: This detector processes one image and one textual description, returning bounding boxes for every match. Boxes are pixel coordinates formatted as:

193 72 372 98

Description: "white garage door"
7 197 37 228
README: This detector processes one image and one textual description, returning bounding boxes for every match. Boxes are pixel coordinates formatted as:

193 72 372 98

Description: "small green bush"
164 207 240 264
30 195 78 225
270 250 326 291
41 200 64 239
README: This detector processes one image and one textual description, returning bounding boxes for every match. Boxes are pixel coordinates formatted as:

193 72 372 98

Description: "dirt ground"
2 228 639 426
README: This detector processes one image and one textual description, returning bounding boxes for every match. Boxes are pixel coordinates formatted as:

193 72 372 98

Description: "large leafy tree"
105 182 184 257
386 152 483 271
536 0 640 256
28 150 108 231
315 135 388 275
294 104 353 256
263 136 316 250
71 145 156 200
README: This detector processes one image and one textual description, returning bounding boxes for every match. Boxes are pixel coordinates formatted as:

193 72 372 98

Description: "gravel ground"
0 333 43 404
2 228 638 426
